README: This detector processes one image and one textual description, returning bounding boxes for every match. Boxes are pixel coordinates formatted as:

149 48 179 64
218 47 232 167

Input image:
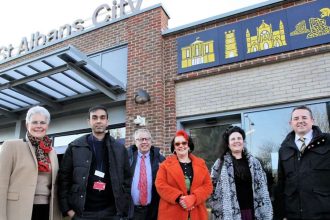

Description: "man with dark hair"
127 128 165 220
58 105 131 219
277 105 330 219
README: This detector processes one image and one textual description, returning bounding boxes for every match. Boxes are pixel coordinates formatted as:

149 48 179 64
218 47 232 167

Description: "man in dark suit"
127 128 165 220
277 105 330 220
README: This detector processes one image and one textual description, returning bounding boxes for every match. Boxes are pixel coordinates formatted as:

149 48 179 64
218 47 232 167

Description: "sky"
0 0 269 48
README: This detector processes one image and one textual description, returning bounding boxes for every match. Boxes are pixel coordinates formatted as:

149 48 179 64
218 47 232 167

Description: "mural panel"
218 22 245 65
177 0 330 74
288 0 330 49
177 28 220 74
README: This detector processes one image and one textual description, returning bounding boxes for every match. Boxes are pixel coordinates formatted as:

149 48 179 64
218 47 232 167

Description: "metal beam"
67 62 118 100
0 64 69 90
14 86 62 110
0 108 19 119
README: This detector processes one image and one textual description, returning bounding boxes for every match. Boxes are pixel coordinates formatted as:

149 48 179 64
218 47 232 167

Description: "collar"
294 129 313 142
138 151 150 158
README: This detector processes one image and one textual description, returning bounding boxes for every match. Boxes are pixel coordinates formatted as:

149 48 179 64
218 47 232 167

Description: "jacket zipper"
82 150 92 213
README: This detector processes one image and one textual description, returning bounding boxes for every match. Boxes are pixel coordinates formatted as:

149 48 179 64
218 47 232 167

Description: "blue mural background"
177 28 220 74
242 10 291 60
177 0 330 74
287 0 330 49
218 22 244 65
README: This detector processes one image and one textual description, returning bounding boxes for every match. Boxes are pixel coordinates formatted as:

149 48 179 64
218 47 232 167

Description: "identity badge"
94 170 105 178
93 181 106 191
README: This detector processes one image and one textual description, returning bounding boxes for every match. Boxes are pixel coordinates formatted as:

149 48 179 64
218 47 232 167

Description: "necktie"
299 137 307 153
138 155 148 206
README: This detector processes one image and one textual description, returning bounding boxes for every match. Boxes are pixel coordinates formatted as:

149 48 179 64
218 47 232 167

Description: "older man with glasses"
127 128 165 220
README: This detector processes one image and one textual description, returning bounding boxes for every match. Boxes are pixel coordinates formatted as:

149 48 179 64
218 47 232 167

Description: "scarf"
27 132 52 172
209 152 273 220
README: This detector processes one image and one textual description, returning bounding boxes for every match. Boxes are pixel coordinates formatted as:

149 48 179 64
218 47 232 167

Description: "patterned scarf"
209 151 273 220
27 132 52 172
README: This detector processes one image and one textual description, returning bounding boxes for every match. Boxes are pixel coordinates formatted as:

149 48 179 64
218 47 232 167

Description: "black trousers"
73 206 120 220
32 204 50 220
132 205 151 220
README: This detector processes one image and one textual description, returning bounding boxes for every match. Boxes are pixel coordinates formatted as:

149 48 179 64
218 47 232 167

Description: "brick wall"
125 8 168 149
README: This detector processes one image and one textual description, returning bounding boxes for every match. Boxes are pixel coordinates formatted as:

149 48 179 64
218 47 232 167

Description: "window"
186 49 190 58
195 45 199 56
179 100 330 209
52 126 126 154
205 45 209 54
190 124 233 169
182 114 241 170
53 132 88 154
89 46 128 87
243 102 330 179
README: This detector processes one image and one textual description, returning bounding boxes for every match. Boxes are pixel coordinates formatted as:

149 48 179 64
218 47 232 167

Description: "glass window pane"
90 47 128 87
52 73 91 93
6 70 24 79
0 100 20 109
53 133 88 154
64 70 96 89
0 76 9 83
38 78 77 96
53 127 126 155
27 81 64 99
243 102 330 176
0 93 30 107
243 108 290 186
190 123 236 170
110 127 126 146
2 89 39 104
90 54 101 65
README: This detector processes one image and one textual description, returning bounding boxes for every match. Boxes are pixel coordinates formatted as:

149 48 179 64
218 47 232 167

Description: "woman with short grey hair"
26 105 51 124
0 105 62 220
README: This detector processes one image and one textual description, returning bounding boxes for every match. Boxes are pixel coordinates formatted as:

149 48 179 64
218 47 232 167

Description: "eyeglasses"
30 121 47 125
136 137 151 142
174 141 188 147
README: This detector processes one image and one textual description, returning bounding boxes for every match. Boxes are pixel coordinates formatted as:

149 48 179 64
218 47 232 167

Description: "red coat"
155 154 213 220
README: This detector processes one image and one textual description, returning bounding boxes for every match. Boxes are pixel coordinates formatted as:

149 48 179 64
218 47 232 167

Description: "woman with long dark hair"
209 126 272 220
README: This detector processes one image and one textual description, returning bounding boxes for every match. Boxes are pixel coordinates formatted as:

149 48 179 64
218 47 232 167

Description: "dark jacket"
127 145 165 220
58 132 132 217
277 125 330 219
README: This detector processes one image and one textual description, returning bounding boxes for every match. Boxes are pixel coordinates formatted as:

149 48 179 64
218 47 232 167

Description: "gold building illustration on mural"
181 37 215 68
225 30 238 58
246 20 287 53
290 7 330 39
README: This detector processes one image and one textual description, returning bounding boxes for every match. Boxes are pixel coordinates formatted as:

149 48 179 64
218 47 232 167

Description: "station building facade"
1 0 330 179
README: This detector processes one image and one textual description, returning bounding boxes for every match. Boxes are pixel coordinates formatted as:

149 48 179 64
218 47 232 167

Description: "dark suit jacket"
127 145 165 220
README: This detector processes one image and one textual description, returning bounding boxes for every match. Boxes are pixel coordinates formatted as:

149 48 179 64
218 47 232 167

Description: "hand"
180 194 196 210
67 210 75 219
179 196 187 209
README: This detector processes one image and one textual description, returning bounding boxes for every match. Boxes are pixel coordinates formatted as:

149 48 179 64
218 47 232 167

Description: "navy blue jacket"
58 132 131 217
277 126 330 219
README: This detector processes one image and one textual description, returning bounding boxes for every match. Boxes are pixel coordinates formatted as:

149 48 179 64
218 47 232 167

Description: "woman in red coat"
155 130 213 220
